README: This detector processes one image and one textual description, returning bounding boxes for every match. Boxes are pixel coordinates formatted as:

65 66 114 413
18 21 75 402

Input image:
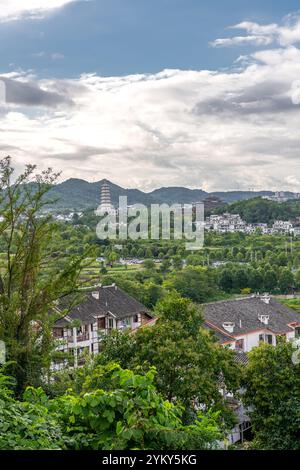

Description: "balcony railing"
68 332 90 343
77 332 90 342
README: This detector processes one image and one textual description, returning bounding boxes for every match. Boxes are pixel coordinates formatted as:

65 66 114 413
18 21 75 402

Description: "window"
108 318 114 329
53 328 64 338
235 339 244 351
98 317 105 329
259 334 273 345
266 334 273 345
134 314 139 323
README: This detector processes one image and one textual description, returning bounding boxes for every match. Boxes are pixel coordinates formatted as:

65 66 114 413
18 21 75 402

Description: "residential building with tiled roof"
203 294 300 353
52 284 153 368
203 295 300 445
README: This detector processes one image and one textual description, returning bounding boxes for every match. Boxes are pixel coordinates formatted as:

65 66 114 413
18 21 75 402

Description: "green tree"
218 269 233 292
143 258 155 270
278 268 294 293
165 267 216 303
0 372 64 449
172 255 183 270
107 294 240 424
145 247 153 258
263 269 278 292
0 158 87 393
248 269 264 292
106 251 119 267
243 341 300 449
0 366 223 450
232 268 249 291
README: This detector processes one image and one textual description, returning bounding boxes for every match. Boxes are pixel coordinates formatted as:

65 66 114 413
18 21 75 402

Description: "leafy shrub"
0 365 222 450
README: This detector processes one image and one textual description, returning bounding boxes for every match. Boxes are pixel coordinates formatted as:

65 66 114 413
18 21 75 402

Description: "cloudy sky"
0 0 300 192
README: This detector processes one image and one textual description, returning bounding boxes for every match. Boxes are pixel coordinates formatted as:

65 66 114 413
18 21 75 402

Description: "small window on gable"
259 334 273 345
235 339 244 351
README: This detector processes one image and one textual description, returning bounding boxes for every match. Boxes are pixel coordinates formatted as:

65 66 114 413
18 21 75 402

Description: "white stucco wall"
232 329 297 352
234 330 275 352
286 331 296 341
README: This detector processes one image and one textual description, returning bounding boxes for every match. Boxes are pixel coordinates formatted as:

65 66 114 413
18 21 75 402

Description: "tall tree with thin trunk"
0 157 88 393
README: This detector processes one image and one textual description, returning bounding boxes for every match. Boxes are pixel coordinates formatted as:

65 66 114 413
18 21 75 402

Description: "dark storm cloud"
1 78 73 108
192 80 296 116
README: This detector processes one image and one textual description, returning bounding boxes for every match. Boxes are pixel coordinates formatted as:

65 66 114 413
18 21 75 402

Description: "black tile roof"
203 296 300 341
203 324 234 343
54 285 151 327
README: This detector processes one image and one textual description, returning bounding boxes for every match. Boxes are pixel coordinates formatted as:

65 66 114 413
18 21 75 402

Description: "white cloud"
1 14 300 192
232 21 279 36
32 51 46 58
0 0 80 22
278 13 300 46
212 13 300 48
31 51 65 60
212 35 273 47
51 53 65 60
1 47 300 193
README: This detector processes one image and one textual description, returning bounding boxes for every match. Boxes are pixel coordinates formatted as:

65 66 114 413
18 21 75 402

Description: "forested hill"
48 179 151 210
46 177 298 211
48 179 209 209
217 197 300 224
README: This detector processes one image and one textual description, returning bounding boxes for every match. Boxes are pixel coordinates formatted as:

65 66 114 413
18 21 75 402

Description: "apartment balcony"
68 332 90 343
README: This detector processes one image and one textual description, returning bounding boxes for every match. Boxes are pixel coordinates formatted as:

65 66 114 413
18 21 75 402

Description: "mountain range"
45 178 299 212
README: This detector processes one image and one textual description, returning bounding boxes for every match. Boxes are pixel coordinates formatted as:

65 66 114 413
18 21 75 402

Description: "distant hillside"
45 178 299 212
48 179 152 210
149 187 207 205
210 191 275 203
217 197 300 224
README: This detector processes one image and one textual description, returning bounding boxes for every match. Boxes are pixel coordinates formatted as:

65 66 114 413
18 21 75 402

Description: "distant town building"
205 212 298 235
53 211 83 222
205 213 247 233
293 227 300 237
273 220 293 233
263 191 300 203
